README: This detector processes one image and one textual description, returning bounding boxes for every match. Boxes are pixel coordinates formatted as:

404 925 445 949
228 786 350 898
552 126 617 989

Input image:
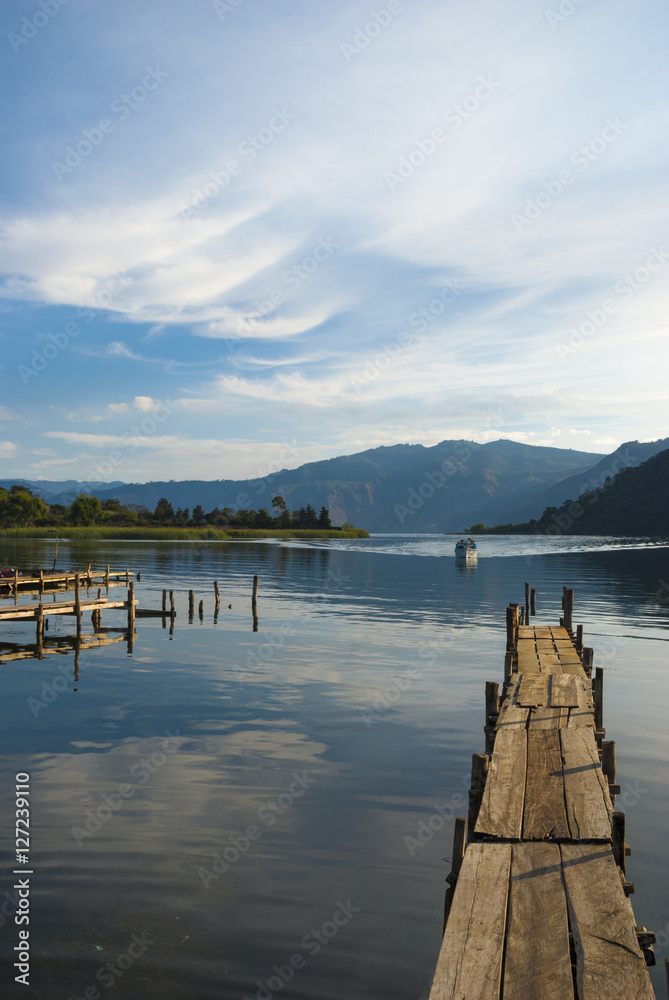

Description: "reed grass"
0 526 369 541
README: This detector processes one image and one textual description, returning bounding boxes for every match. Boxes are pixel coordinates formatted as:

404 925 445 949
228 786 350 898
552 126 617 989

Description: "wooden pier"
430 588 657 1000
0 565 134 596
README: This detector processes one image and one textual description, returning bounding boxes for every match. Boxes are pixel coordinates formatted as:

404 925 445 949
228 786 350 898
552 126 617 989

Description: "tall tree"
317 505 332 528
153 497 175 523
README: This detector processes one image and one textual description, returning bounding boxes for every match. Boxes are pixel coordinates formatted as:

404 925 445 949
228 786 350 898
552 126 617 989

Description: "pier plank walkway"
429 597 657 1000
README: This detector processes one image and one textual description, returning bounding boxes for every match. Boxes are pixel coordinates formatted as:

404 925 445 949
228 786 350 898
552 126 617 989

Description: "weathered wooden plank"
554 639 577 651
533 627 554 638
517 674 548 707
476 728 527 839
528 706 566 729
561 844 656 999
517 639 540 674
550 626 570 639
551 674 579 707
502 842 574 1000
560 728 612 840
566 678 594 727
523 729 569 840
535 638 556 650
496 678 530 731
537 651 563 674
518 626 535 638
429 843 511 1000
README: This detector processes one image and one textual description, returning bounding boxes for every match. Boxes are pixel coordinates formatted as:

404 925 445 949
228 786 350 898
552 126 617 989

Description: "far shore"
0 526 370 541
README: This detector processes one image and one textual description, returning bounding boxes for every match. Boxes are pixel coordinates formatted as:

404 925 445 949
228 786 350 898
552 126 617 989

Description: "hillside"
4 439 603 532
484 448 669 536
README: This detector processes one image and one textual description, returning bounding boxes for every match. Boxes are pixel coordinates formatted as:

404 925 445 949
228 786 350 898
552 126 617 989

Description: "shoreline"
0 526 369 541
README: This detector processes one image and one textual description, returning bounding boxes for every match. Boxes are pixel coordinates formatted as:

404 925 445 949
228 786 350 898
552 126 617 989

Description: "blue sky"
0 0 667 484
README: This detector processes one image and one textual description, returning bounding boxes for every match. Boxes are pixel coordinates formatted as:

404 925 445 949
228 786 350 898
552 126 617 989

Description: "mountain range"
2 436 668 532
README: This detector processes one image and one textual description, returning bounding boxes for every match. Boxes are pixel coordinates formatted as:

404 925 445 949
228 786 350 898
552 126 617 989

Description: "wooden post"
468 754 488 841
188 590 195 617
582 646 594 677
13 569 19 597
524 582 530 623
519 607 525 626
105 565 110 589
485 681 499 754
602 741 621 804
575 623 583 651
75 573 82 635
503 651 512 686
162 589 167 612
252 575 259 608
136 571 141 582
664 957 669 1000
506 605 515 651
443 817 467 932
87 563 92 586
530 588 536 616
563 587 574 634
170 590 175 616
126 568 130 583
612 811 626 876
127 582 135 634
39 570 44 595
594 666 604 733
36 606 44 657
198 599 204 620
214 581 220 610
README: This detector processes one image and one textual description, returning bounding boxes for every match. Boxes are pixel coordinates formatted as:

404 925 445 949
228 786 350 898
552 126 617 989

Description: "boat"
454 537 478 562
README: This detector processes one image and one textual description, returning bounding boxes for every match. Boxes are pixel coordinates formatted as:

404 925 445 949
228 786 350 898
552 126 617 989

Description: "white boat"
454 537 478 561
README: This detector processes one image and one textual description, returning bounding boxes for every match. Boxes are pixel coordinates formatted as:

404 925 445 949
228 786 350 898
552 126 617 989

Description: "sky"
0 0 667 485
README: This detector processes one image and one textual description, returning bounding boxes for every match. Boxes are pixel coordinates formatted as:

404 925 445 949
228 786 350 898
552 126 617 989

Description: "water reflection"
0 537 668 998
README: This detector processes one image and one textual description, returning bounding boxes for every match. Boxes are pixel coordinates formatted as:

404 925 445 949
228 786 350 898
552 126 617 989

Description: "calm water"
1 534 668 999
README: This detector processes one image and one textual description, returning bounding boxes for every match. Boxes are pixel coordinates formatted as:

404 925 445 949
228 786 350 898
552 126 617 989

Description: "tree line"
0 485 344 530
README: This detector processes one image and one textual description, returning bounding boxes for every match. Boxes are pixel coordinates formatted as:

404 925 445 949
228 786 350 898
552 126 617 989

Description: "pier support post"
127 582 135 635
252 575 259 631
506 605 516 651
468 754 488 841
39 570 44 596
594 666 604 742
485 681 499 754
562 587 574 634
105 565 110 589
162 589 167 612
36 606 44 657
503 651 512 687
170 590 175 617
198 599 204 620
602 741 621 805
530 588 536 616
443 817 467 933
582 646 594 677
524 582 530 624
75 573 82 636
576 623 583 652
214 581 220 611
188 590 195 618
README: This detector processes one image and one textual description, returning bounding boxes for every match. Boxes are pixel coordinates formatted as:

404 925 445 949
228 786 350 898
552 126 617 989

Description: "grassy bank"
0 526 369 541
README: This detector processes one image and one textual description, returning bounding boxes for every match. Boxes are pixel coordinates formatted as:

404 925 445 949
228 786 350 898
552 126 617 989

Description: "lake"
1 534 668 998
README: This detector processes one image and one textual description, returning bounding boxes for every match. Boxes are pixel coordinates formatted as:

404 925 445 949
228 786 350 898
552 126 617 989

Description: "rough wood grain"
528 706 566 729
536 638 556 651
476 728 527 839
566 678 595 728
496 678 530 731
502 842 575 1000
517 674 548 707
560 728 612 840
429 843 511 1000
561 844 656 999
534 627 554 638
537 651 563 674
517 640 540 674
550 626 571 639
523 729 569 840
551 674 580 707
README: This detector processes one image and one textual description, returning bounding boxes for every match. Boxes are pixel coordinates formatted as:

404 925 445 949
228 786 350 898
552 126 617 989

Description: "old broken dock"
429 587 658 1000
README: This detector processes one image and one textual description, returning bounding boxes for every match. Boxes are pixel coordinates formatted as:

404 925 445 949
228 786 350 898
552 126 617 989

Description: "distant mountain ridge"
2 438 611 531
490 446 669 536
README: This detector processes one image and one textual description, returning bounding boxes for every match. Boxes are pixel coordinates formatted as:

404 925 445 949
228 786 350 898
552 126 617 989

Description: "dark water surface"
1 535 668 998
